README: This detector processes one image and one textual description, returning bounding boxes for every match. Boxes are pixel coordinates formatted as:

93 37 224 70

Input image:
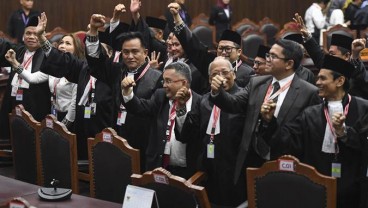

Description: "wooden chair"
241 31 267 59
259 17 280 46
191 13 210 25
233 18 259 36
88 128 140 203
277 28 301 40
322 24 356 53
0 30 17 43
247 155 337 208
45 27 68 44
131 168 210 208
282 21 300 30
9 105 40 185
36 115 79 193
190 21 217 51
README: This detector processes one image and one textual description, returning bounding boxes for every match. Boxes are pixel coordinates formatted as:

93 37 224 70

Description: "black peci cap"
146 16 167 31
322 54 354 79
220 30 241 46
330 34 353 51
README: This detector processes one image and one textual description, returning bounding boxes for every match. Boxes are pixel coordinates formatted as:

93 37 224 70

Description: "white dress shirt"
305 3 327 33
271 73 295 118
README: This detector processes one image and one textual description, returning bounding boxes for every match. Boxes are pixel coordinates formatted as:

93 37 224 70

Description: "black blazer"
124 88 202 178
210 75 321 183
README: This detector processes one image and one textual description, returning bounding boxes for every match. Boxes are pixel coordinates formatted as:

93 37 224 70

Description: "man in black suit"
261 55 368 208
0 15 50 140
182 57 246 207
122 62 201 179
210 39 321 185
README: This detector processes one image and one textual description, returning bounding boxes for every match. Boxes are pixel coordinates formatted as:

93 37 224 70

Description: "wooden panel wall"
0 0 315 34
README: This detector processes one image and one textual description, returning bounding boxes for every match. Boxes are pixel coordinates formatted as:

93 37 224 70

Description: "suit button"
162 140 166 143
159 155 162 158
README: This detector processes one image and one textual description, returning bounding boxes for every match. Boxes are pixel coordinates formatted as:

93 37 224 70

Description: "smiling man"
209 39 320 188
181 57 246 206
85 14 162 171
261 54 368 208
122 62 201 179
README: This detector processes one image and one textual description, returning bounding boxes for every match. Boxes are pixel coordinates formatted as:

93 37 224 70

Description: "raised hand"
88 14 106 36
121 76 136 96
148 51 163 69
168 3 180 16
112 4 126 22
293 13 309 38
35 12 47 37
175 86 190 108
260 101 277 123
130 0 141 14
351 38 367 59
5 49 20 68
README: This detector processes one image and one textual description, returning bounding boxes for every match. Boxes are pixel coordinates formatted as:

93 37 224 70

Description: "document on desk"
122 185 159 208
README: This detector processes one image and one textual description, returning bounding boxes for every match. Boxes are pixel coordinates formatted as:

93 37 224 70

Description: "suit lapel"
31 49 44 73
277 76 300 125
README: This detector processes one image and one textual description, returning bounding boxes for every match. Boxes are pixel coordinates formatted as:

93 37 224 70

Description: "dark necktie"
271 81 280 102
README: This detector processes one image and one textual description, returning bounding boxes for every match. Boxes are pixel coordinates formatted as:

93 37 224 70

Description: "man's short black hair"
117 31 147 49
275 39 304 70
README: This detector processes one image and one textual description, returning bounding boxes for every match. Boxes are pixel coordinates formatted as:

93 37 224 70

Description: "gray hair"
164 62 192 84
208 57 234 75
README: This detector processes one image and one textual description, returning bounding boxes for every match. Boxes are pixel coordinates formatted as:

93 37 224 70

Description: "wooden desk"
0 175 122 208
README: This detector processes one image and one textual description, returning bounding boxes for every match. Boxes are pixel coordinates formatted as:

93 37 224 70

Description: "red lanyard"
53 78 61 97
323 95 351 142
89 76 96 90
234 60 242 72
210 105 221 141
113 51 121 63
166 102 177 142
18 53 34 85
125 64 151 82
263 80 292 103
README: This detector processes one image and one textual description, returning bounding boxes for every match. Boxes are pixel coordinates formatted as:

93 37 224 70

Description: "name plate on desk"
122 185 159 208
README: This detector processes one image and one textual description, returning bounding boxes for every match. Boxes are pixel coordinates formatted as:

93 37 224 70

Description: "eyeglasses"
210 70 232 78
265 53 289 61
217 46 238 53
253 60 266 66
161 79 185 85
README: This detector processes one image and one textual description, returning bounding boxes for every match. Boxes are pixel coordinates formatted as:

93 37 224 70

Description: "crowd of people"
1 0 368 207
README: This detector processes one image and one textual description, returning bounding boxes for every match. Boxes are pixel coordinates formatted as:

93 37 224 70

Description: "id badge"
11 86 18 97
16 89 23 101
120 111 127 124
84 106 91 119
116 111 127 125
164 141 171 155
207 143 215 159
331 163 341 178
90 102 97 115
51 104 58 117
